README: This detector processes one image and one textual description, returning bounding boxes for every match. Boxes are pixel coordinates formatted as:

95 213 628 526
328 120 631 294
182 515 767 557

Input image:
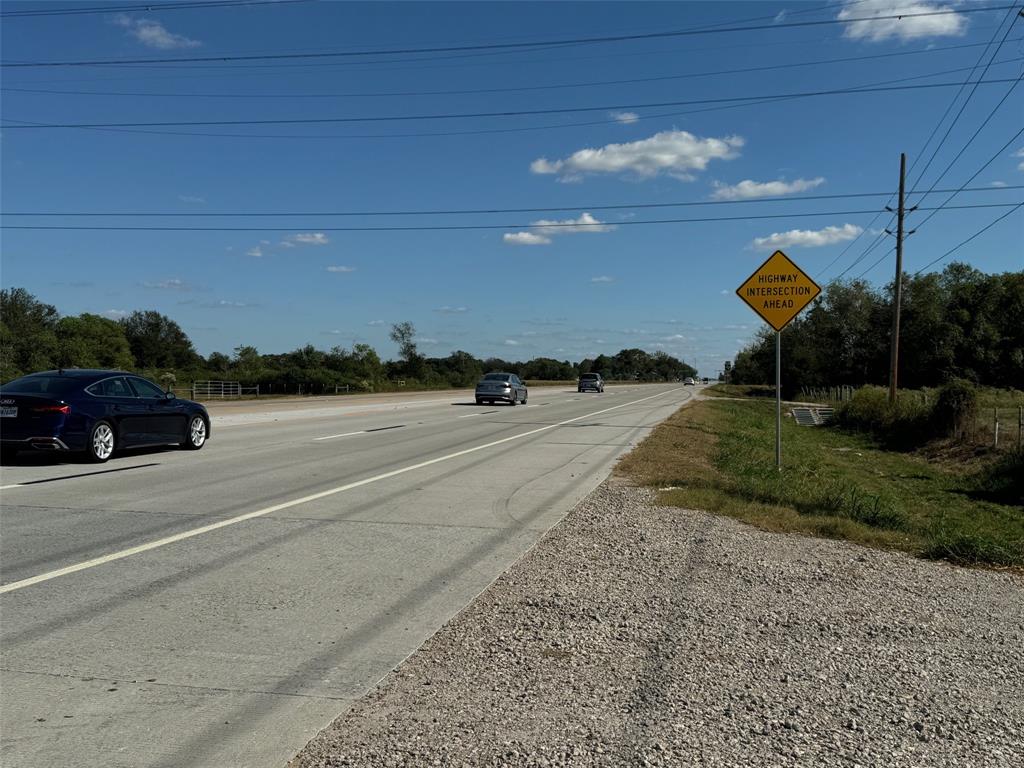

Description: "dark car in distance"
0 369 210 463
475 372 527 406
578 373 604 393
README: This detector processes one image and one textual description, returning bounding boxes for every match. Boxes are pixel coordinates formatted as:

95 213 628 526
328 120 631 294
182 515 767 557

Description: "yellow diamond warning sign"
736 250 821 332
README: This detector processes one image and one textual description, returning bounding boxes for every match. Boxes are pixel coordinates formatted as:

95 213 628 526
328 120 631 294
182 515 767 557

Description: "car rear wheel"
509 394 517 406
87 421 115 463
475 398 484 405
182 415 207 450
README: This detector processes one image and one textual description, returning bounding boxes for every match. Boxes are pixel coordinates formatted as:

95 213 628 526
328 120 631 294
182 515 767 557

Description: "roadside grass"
616 398 1023 569
703 383 776 399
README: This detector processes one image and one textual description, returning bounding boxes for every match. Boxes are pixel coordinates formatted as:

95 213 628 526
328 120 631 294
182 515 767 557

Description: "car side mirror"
165 391 176 400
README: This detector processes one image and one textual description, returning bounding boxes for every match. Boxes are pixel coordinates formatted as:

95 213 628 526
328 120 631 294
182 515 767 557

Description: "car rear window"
483 373 511 381
0 375 83 395
581 374 600 380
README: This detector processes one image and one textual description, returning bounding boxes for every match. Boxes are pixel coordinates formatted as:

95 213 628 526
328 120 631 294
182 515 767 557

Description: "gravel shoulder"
291 480 1023 768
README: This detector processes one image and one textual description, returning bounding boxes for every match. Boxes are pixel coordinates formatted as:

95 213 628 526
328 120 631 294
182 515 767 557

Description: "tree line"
725 263 1024 396
0 288 697 392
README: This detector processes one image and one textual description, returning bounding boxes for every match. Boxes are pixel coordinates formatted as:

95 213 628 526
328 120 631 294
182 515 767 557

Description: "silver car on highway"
475 372 527 406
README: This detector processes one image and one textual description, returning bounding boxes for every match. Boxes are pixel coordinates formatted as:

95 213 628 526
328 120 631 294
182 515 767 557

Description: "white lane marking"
0 483 24 491
0 388 683 595
458 413 482 418
314 430 366 441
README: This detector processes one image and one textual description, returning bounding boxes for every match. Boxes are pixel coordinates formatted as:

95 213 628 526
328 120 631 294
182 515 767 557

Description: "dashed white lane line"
0 388 684 595
313 430 367 441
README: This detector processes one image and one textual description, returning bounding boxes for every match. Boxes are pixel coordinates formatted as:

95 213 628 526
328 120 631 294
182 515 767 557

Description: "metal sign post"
736 250 821 471
776 331 782 470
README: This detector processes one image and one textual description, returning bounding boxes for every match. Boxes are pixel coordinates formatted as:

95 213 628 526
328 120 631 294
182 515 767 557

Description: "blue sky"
2 0 1022 376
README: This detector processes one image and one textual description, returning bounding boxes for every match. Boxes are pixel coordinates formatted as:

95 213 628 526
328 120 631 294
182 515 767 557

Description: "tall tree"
0 288 60 380
120 310 198 369
56 313 135 370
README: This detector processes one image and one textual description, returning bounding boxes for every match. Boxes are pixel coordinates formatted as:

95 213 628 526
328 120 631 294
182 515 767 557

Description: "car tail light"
32 404 71 414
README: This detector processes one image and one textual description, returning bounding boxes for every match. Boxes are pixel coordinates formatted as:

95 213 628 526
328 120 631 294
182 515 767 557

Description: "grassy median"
617 398 1023 569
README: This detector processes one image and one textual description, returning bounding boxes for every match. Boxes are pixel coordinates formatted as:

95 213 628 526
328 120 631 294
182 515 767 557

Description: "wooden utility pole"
888 153 907 404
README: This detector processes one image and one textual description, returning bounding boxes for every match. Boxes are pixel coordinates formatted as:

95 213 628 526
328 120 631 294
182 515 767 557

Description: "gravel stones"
291 481 1023 768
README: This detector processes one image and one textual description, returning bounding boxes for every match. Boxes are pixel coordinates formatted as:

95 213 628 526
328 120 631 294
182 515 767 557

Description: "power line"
907 124 1024 234
855 246 897 281
843 122 1024 281
908 6 1023 200
0 3 888 83
1 204 1016 233
9 60 1005 141
0 0 313 18
6 187 1019 219
913 202 1024 275
1 77 1017 130
7 41 1017 100
1 4 1012 68
819 8 1023 282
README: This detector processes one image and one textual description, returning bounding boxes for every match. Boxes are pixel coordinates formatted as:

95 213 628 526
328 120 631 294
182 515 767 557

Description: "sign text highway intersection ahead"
736 250 821 332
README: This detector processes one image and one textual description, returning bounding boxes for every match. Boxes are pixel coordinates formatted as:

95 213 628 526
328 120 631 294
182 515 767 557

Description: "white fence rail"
191 380 258 399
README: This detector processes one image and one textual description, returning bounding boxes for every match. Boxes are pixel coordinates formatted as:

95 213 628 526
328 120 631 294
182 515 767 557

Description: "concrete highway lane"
0 384 693 768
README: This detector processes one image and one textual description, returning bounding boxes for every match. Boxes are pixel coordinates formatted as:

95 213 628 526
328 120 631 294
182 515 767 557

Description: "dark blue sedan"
0 369 210 463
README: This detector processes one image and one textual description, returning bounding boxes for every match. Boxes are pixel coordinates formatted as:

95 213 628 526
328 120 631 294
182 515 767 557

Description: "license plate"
0 407 16 418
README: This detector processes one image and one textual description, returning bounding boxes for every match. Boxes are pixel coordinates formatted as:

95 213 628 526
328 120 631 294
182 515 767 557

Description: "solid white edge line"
0 483 24 491
0 388 683 595
313 430 367 441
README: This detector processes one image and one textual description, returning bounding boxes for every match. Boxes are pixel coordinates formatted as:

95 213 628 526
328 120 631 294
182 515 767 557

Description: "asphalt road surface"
0 383 692 768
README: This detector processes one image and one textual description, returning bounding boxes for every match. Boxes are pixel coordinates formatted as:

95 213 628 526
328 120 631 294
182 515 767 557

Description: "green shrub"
836 386 932 448
931 379 978 439
970 450 1024 506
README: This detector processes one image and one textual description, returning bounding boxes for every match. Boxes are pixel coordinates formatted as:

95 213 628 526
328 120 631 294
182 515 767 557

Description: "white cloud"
326 265 356 273
177 194 205 204
505 212 615 246
434 306 468 314
990 181 1008 187
503 339 521 346
774 10 788 23
247 246 264 258
531 212 615 235
367 319 386 326
114 14 201 50
503 231 552 246
720 289 730 295
751 223 863 250
611 111 639 124
102 309 128 320
591 275 615 283
1014 147 1024 172
419 337 440 345
839 1 967 43
142 278 191 291
283 232 329 246
530 129 744 182
664 334 689 341
711 177 825 200
204 300 252 309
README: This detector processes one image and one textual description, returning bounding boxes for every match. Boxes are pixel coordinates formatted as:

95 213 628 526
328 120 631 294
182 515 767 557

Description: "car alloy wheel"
89 421 115 463
184 415 207 450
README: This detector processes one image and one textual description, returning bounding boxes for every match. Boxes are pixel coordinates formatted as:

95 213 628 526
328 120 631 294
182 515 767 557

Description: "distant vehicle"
475 372 527 406
683 377 696 386
702 377 710 384
0 369 210 463
578 373 604 393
